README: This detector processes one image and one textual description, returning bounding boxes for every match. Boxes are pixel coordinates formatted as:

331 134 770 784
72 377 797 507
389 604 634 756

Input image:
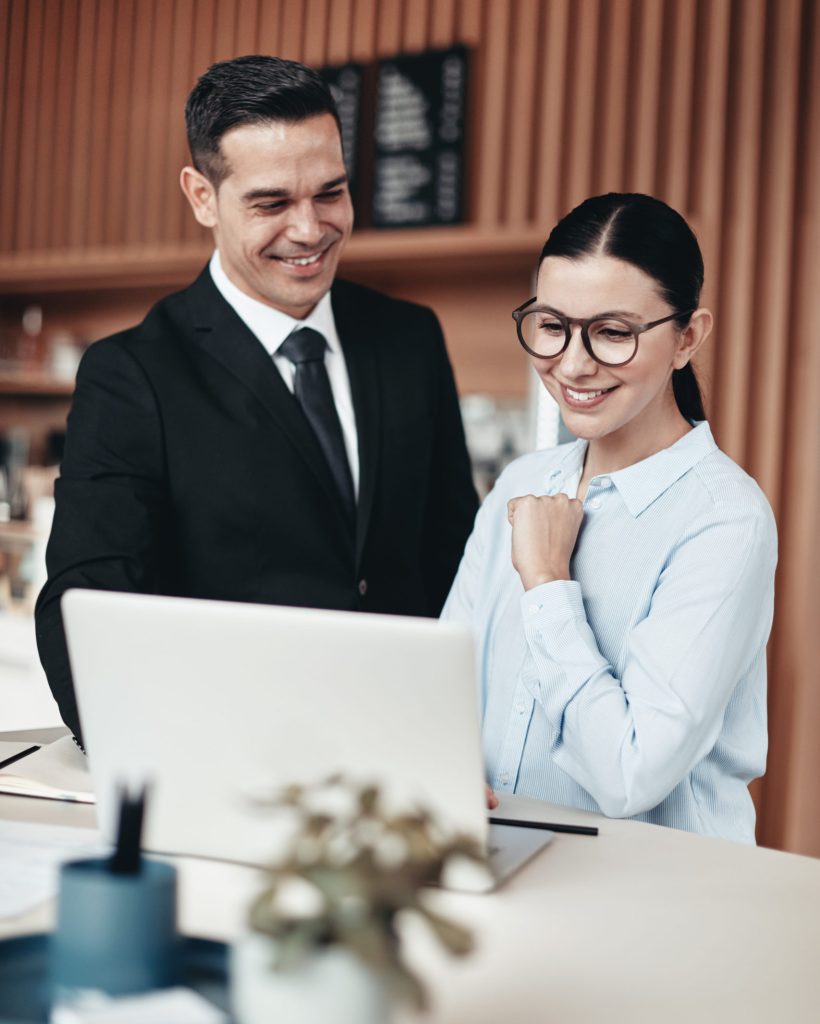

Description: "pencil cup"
50 856 181 1000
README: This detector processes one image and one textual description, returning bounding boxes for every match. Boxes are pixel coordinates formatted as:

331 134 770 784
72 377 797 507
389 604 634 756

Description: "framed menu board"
321 46 470 230
370 46 470 228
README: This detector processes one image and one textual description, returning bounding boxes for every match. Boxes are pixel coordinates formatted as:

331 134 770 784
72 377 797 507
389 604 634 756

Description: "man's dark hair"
185 54 341 187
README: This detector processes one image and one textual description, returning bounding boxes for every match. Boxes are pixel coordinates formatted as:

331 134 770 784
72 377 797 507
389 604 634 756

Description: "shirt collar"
543 422 718 516
208 250 338 357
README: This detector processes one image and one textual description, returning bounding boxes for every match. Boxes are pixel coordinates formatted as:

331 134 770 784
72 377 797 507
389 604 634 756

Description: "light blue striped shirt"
443 422 777 842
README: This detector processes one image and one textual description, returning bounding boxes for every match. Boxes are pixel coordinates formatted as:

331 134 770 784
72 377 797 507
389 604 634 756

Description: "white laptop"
61 589 552 889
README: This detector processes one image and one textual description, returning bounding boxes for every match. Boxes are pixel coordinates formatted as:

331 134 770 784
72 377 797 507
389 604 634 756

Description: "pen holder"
50 856 181 1000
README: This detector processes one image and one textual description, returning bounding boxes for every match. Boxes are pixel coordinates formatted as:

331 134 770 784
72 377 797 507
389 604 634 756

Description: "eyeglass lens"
519 311 638 365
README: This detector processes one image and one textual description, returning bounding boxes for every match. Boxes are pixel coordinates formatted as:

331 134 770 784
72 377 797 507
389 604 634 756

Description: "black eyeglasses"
511 299 694 367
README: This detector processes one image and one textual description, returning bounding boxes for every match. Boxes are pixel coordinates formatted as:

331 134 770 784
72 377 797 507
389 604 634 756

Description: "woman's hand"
507 493 584 590
486 784 498 810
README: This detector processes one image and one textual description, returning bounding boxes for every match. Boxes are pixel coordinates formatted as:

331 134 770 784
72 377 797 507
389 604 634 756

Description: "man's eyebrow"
241 175 349 204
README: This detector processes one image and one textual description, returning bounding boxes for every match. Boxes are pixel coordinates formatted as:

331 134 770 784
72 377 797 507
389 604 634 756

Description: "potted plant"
230 775 488 1024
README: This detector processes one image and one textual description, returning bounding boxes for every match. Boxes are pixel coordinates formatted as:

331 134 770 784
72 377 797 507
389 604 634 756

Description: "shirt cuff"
519 579 585 623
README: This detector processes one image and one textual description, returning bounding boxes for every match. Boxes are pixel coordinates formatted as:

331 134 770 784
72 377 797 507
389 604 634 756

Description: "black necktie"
279 327 355 523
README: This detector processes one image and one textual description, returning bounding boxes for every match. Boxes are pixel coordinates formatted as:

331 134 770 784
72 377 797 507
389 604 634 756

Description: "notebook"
61 589 552 889
0 735 94 804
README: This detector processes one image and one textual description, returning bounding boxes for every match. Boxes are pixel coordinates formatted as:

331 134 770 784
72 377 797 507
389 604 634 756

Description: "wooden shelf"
0 372 74 396
0 226 545 294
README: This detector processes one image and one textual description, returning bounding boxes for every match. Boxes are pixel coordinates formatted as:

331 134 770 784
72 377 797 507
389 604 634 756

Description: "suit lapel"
331 280 381 560
181 269 351 522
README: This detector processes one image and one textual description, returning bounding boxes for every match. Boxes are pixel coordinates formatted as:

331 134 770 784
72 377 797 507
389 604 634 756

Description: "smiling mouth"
278 251 325 267
561 384 618 405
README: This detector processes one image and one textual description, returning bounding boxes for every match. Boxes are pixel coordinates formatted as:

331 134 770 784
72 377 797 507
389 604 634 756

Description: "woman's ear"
672 308 713 370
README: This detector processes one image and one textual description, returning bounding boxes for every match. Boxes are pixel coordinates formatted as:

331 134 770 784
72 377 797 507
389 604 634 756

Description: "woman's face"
532 254 694 449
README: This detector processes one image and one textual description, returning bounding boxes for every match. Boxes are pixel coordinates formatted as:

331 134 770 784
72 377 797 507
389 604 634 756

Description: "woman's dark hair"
185 55 341 187
539 193 706 422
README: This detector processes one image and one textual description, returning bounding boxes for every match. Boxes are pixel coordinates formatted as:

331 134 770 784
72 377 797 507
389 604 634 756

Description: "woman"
444 193 776 842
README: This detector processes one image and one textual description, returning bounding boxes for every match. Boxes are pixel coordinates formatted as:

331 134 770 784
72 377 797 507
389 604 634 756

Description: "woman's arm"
510 495 776 817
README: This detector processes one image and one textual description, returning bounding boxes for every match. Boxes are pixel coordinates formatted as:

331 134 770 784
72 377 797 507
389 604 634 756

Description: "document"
0 820 105 918
0 735 94 803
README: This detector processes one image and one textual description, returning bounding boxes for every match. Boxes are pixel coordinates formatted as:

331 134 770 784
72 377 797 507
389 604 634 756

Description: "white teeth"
281 252 322 266
566 387 609 402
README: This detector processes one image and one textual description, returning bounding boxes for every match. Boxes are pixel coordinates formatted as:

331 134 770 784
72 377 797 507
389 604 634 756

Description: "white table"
1 770 819 1024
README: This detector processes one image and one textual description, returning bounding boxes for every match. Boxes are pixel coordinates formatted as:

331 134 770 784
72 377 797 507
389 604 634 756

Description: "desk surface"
2 783 819 1024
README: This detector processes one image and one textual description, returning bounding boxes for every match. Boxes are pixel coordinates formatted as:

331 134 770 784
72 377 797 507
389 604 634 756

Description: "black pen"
109 784 147 874
489 815 599 836
0 745 40 771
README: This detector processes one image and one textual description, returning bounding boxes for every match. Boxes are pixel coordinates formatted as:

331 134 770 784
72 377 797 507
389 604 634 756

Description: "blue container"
50 857 181 999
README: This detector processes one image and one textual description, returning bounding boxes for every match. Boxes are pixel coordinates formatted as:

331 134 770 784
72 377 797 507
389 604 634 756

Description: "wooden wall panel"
2 0 818 856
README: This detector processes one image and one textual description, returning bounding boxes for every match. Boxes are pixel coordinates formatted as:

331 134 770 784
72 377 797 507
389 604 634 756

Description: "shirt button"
358 579 367 596
527 604 540 616
499 772 510 785
516 702 528 715
589 498 602 510
598 477 611 488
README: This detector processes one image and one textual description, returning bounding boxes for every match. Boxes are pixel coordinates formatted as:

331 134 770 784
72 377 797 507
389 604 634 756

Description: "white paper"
0 820 106 919
50 987 228 1024
0 613 64 730
0 734 95 802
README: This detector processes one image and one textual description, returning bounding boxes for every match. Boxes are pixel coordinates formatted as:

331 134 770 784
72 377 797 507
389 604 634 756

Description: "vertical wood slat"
30 0 61 251
713 0 766 464
457 0 482 43
162 0 197 244
234 0 259 54
430 0 456 47
278 0 303 59
402 0 428 51
350 0 376 60
182 0 217 243
15 0 44 252
122 0 154 245
687 0 731 402
257 0 283 54
627 0 664 194
142 0 175 244
302 0 329 67
66 0 98 248
747 0 802 502
0 0 24 252
772 0 820 856
326 0 353 65
561 0 599 213
593 0 630 197
504 0 540 226
51 0 80 251
376 0 402 55
659 0 697 211
534 0 570 227
102 0 136 245
212 0 238 62
85 0 116 246
474 0 510 227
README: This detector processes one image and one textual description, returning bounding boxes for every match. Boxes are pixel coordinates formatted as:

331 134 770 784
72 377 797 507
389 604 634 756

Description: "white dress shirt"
208 250 359 497
443 422 777 843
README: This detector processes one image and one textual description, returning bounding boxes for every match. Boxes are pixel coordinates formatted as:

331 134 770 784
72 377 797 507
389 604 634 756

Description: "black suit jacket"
35 270 478 743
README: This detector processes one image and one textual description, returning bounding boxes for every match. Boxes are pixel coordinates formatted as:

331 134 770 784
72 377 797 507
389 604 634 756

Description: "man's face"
184 114 353 318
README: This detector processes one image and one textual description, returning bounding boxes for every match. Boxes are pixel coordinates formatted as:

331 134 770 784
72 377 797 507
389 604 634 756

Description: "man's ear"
180 166 218 229
672 308 713 370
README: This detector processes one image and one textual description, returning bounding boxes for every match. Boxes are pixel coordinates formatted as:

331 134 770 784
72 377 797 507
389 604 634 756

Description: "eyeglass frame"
511 298 695 368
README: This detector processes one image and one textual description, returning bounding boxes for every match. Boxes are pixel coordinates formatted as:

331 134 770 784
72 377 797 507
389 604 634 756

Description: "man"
35 55 478 745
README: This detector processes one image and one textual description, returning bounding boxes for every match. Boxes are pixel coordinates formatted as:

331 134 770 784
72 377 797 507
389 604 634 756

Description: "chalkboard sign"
321 63 365 213
370 46 469 228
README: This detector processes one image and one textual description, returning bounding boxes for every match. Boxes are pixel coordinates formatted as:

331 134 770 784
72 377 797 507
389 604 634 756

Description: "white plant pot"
230 932 390 1024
